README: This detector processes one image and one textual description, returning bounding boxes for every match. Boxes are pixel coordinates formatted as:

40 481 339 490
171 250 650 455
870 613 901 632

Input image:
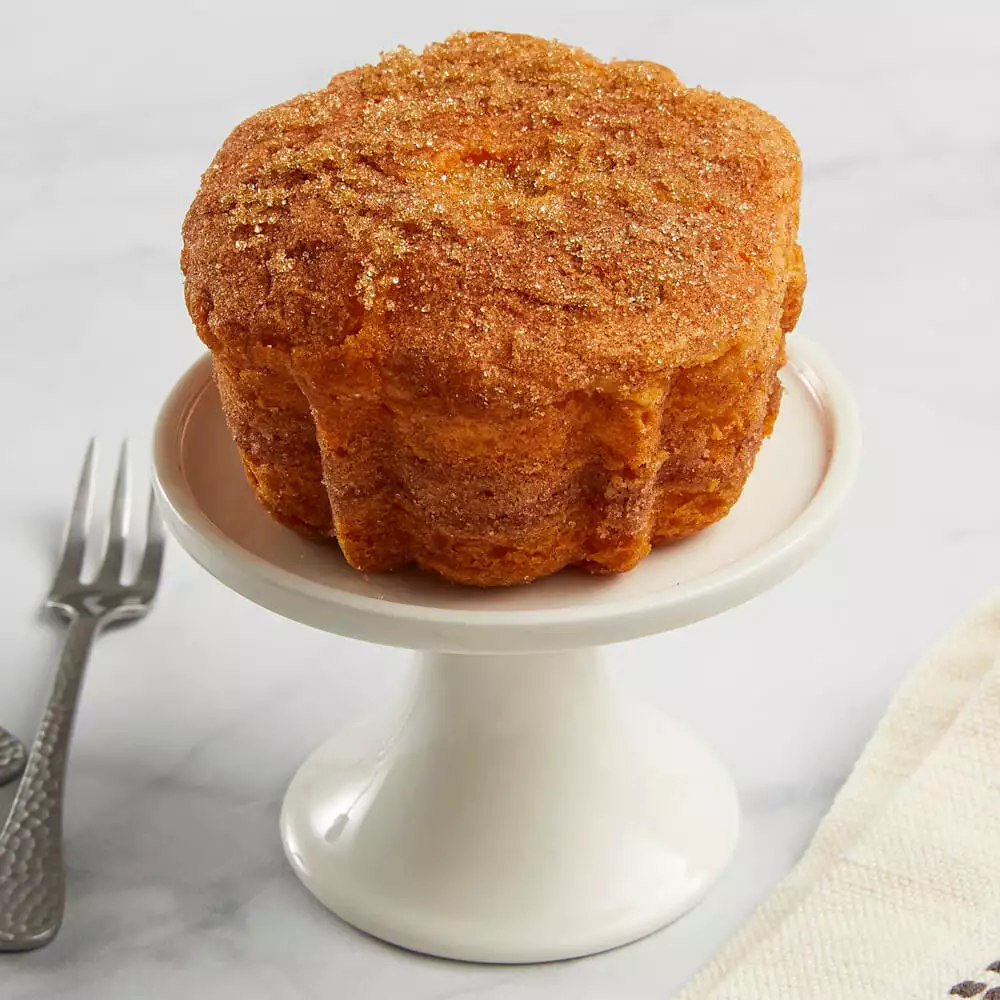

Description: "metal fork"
0 442 165 951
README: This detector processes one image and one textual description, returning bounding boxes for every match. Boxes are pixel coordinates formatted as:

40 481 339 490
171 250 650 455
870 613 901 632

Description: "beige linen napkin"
677 596 1000 1000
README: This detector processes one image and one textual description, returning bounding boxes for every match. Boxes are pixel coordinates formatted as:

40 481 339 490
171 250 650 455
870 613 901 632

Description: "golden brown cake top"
182 31 801 407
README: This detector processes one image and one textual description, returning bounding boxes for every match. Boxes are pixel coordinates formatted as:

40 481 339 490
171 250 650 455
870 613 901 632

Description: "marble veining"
2 2 999 997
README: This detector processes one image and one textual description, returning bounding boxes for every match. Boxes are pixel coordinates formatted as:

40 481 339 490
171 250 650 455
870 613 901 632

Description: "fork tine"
98 441 131 582
51 440 97 591
135 486 166 595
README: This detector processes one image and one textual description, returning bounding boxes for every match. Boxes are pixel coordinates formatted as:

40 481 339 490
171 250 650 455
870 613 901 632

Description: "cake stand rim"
152 337 860 649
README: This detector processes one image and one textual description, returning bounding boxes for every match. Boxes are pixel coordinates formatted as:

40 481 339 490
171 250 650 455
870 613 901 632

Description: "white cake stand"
152 338 859 964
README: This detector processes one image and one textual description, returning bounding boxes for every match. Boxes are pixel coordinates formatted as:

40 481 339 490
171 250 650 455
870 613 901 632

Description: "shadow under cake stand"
152 337 859 964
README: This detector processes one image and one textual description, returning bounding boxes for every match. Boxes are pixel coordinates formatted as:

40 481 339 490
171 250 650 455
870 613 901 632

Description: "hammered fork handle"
0 615 100 950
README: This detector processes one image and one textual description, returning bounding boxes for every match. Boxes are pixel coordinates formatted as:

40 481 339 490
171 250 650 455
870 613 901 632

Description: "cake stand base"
280 648 738 963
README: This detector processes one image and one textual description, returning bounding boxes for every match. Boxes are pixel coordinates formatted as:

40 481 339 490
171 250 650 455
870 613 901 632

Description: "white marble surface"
1 1 998 996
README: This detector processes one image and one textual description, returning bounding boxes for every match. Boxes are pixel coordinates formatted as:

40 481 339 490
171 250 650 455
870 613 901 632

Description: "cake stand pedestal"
153 338 859 964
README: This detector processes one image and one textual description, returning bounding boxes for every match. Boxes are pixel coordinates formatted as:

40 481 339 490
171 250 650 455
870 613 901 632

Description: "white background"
2 2 998 997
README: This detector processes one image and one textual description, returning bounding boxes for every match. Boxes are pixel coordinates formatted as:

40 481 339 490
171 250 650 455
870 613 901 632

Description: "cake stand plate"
153 338 859 963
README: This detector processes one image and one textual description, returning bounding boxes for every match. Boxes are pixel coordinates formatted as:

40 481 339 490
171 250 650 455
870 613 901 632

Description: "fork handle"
0 614 101 950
